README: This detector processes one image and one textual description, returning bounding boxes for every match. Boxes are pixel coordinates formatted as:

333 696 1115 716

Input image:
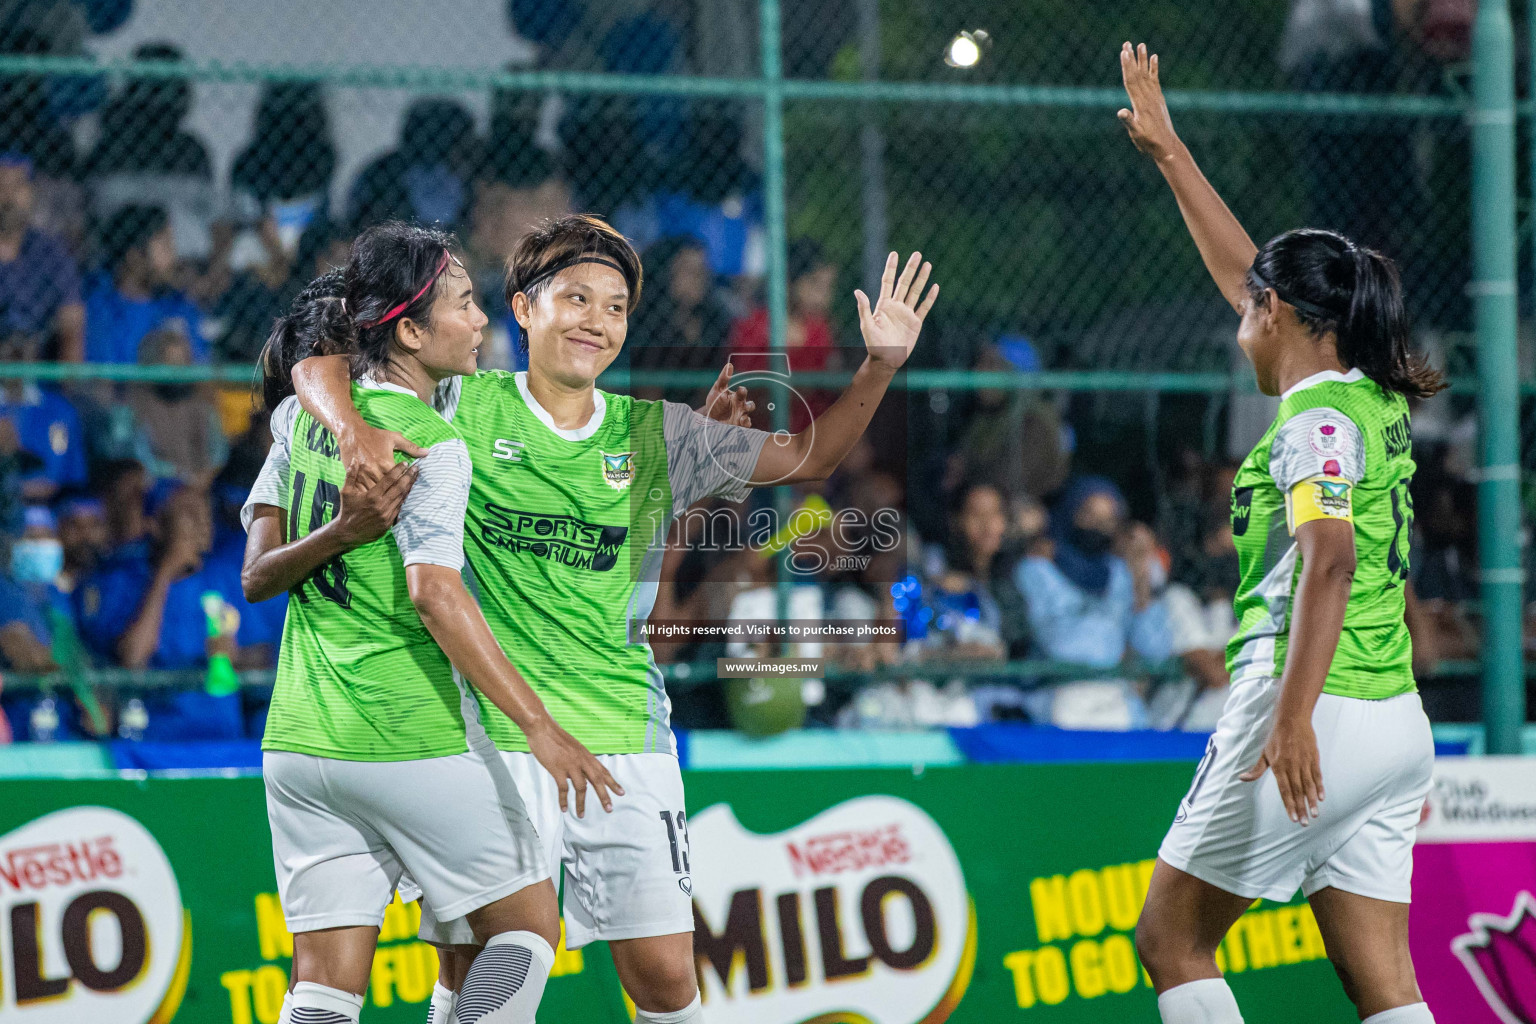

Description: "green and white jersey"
1227 368 1417 699
437 370 770 754
243 380 489 761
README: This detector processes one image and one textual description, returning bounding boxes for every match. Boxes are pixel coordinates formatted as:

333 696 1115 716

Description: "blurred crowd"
0 0 1505 744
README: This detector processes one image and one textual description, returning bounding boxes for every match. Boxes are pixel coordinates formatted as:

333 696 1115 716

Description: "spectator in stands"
954 339 1070 501
0 508 69 741
231 82 335 258
1150 506 1239 731
928 483 1028 661
0 155 84 361
85 205 208 364
631 235 731 372
123 326 228 485
74 486 246 739
730 238 836 370
82 43 222 280
1014 476 1171 729
0 29 80 241
56 495 107 597
0 348 87 502
350 98 479 231
96 458 151 550
613 110 762 281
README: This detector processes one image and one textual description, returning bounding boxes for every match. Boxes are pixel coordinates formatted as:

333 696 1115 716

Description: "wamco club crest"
689 795 975 1024
0 807 190 1023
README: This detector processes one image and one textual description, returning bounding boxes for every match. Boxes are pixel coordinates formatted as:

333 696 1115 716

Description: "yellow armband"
1285 475 1354 535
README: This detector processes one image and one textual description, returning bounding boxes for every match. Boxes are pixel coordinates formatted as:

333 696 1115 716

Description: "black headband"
518 255 628 296
1250 266 1345 323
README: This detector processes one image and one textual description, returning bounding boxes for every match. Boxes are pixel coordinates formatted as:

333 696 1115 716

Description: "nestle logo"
0 836 123 891
786 824 911 877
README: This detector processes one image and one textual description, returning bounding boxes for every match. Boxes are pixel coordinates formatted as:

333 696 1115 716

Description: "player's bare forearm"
1156 146 1259 313
241 506 352 603
405 563 556 734
1118 43 1257 311
292 355 363 437
1275 520 1356 724
749 355 897 484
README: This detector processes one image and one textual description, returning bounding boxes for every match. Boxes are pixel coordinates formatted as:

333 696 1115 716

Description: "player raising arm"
1118 43 1445 1024
286 215 936 1024
241 223 618 1024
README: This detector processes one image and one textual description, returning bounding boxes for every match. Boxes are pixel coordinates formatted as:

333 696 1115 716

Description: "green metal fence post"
759 0 794 632
1472 0 1526 754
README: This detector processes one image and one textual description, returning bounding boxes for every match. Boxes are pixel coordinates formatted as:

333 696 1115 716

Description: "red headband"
357 250 452 330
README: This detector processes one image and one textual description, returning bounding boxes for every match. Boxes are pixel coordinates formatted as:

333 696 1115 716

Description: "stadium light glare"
944 30 988 69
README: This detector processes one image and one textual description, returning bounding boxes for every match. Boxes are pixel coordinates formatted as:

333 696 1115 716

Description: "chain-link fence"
0 0 1521 738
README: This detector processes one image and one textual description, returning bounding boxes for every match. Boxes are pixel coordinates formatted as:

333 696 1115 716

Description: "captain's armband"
1285 475 1354 535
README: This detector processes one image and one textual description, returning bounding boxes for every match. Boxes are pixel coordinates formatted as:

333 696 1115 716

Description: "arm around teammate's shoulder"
291 355 428 485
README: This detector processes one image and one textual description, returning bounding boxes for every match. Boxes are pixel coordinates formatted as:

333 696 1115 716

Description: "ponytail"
1248 228 1447 400
255 269 355 411
254 221 458 411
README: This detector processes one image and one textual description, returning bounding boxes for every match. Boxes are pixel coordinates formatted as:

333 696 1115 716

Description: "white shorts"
265 747 549 933
405 752 693 950
1159 678 1434 904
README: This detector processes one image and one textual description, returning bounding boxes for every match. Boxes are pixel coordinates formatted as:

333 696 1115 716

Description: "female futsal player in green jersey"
1117 43 1445 1024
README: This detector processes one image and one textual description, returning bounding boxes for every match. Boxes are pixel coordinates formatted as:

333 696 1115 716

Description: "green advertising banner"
0 764 1356 1023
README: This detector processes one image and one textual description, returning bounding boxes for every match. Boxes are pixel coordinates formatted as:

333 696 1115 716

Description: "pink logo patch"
1454 891 1536 1024
1324 460 1341 476
1320 424 1336 436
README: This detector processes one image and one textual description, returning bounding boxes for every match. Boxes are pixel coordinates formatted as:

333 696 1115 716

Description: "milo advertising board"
8 758 1512 1023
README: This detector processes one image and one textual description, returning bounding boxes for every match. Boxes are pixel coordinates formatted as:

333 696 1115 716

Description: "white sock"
279 991 293 1024
1157 978 1244 1024
635 994 704 1023
290 982 364 1024
1362 1004 1435 1024
453 930 554 1024
427 981 457 1024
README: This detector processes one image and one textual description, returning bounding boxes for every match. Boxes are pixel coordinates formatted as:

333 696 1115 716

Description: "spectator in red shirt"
728 238 839 430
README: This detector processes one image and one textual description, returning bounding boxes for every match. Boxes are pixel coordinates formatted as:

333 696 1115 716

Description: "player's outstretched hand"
856 251 938 371
333 461 418 548
339 423 430 487
525 719 625 817
1240 716 1325 826
701 361 756 427
1117 42 1180 162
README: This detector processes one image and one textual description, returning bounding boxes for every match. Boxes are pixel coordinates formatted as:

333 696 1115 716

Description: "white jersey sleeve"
241 396 300 531
392 438 473 570
1269 407 1366 491
661 400 772 515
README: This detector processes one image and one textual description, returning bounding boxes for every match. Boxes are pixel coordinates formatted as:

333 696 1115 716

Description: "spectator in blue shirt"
84 205 208 364
0 331 87 501
75 486 246 739
1014 476 1172 729
0 155 85 362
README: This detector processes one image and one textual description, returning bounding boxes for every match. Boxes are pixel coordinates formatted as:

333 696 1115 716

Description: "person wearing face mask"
0 507 70 742
1013 475 1172 729
121 326 229 487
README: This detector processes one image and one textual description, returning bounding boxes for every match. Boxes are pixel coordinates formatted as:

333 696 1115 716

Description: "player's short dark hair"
504 214 643 318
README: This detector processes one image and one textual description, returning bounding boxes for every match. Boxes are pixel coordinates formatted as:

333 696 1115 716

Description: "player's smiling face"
399 263 486 379
518 262 630 387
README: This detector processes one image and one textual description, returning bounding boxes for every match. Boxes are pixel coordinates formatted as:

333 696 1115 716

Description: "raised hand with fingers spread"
855 251 939 370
